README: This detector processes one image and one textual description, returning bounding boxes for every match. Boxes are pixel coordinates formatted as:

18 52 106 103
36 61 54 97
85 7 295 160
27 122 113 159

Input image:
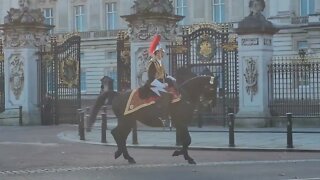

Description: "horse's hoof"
172 150 183 157
114 150 122 159
188 159 196 165
128 158 136 164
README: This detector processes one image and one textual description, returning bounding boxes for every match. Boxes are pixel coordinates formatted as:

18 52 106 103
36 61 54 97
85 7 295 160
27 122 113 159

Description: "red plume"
149 34 161 54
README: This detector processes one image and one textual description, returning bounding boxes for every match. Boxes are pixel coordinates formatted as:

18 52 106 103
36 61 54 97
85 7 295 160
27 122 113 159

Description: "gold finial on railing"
117 31 129 40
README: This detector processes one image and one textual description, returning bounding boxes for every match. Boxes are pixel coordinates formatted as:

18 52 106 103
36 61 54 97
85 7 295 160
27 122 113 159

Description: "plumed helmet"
149 34 165 55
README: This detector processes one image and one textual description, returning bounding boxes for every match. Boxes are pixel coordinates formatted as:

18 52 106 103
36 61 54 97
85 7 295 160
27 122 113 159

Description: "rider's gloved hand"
167 75 176 81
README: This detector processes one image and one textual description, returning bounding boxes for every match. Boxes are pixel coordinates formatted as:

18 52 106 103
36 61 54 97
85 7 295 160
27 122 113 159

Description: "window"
104 67 117 91
212 0 225 23
43 8 54 25
80 53 86 91
107 51 117 59
176 0 187 25
80 70 86 92
297 41 308 50
106 2 117 30
74 5 86 32
43 8 54 33
300 0 315 16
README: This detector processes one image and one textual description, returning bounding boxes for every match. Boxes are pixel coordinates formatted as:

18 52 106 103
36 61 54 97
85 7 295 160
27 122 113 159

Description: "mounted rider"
139 34 178 100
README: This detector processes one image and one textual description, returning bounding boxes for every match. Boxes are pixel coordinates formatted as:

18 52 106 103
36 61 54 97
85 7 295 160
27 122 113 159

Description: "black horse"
88 72 217 164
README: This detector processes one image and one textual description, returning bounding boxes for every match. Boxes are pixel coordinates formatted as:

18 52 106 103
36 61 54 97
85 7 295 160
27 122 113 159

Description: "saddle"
124 89 159 115
123 87 181 116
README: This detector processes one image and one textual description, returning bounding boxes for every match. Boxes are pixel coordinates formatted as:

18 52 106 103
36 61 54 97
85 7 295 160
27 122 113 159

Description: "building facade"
1 0 320 96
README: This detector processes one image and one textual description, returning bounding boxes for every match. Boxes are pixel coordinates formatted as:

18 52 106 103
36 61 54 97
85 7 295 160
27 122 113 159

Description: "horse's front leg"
111 126 123 159
172 127 196 164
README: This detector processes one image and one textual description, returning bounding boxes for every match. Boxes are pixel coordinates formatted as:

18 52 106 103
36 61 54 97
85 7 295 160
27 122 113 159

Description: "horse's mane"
177 75 213 104
179 75 209 89
175 66 196 85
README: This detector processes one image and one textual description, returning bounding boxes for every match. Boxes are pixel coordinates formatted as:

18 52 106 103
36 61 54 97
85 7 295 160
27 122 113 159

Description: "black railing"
268 56 320 116
0 39 4 113
79 110 320 150
291 16 308 24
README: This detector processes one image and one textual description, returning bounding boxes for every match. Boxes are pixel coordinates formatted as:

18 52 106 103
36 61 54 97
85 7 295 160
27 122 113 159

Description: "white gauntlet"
167 75 176 81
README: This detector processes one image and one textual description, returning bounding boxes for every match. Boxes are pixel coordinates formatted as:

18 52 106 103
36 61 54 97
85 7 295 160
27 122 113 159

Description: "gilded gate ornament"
60 57 79 88
244 58 258 101
172 38 187 54
196 34 216 62
186 23 229 35
121 49 130 65
222 34 238 52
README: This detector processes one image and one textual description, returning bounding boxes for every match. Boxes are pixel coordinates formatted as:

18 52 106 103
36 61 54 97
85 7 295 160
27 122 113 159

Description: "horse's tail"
87 91 114 132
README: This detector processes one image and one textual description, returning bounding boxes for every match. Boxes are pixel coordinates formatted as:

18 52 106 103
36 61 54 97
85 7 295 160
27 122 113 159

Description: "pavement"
58 116 320 152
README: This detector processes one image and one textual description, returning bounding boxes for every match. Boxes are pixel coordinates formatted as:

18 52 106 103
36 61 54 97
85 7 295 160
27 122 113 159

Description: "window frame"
80 68 87 92
43 8 54 25
104 66 118 91
106 2 117 30
175 0 188 25
212 0 225 23
74 5 86 32
300 0 315 16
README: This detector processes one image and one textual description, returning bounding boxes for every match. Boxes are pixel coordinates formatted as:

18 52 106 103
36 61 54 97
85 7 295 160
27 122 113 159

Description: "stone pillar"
0 3 53 125
121 0 183 89
235 0 279 127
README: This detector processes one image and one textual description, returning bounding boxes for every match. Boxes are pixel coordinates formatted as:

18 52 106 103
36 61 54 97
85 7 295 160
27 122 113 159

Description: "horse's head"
200 76 218 108
179 76 217 106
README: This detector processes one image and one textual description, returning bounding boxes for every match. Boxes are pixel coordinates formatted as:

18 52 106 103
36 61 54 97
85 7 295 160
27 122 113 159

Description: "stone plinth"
235 2 279 127
0 4 53 125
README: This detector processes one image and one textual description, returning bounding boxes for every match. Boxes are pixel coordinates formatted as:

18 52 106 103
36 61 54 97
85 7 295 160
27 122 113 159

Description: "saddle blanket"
123 88 181 116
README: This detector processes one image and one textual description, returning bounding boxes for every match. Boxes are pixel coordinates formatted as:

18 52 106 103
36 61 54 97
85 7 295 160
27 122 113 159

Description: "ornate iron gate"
0 39 4 113
38 35 81 125
168 23 239 125
117 31 131 92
